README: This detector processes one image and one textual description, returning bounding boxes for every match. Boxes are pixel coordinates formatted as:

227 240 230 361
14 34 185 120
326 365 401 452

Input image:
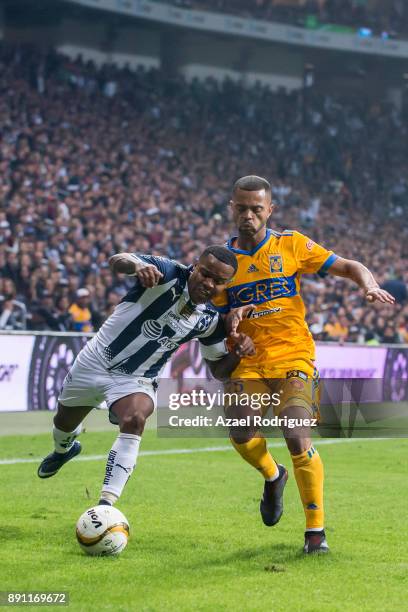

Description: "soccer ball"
76 505 130 556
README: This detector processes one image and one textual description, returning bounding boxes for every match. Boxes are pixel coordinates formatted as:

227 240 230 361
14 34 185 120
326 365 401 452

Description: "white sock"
53 424 82 454
265 471 280 483
101 433 141 500
306 527 324 533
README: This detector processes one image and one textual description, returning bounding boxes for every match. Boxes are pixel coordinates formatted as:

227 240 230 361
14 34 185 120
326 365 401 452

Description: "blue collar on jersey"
227 228 272 256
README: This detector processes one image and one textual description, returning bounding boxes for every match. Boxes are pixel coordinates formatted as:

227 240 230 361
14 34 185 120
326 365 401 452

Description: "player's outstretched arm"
206 333 255 381
109 253 163 287
327 257 395 304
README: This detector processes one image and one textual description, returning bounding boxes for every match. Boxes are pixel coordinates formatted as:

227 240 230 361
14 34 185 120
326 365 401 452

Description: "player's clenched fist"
229 333 256 358
135 264 163 287
109 253 163 287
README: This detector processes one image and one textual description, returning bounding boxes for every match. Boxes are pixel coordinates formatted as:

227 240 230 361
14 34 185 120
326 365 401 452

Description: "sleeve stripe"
317 253 338 277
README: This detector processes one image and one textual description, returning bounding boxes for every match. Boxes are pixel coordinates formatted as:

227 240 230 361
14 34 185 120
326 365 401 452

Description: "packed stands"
0 44 406 343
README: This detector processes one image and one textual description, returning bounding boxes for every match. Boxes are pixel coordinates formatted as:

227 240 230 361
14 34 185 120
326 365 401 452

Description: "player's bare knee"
119 411 147 435
225 403 261 446
230 429 256 445
285 436 311 456
279 404 313 449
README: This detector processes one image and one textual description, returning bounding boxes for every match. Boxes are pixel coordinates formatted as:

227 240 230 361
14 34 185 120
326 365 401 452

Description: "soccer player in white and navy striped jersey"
37 246 255 508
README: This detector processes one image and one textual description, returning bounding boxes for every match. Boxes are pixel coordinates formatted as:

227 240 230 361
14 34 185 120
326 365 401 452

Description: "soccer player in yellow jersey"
212 175 395 553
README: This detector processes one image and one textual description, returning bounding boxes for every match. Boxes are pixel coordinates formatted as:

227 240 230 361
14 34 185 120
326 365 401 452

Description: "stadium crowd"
0 44 406 344
174 0 408 39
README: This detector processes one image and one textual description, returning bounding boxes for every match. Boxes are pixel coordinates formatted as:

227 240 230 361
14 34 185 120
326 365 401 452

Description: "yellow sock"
291 446 324 530
230 436 279 480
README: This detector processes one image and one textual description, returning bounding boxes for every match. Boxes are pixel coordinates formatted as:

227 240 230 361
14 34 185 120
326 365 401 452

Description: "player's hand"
226 305 255 338
365 287 395 305
230 333 256 358
136 264 163 287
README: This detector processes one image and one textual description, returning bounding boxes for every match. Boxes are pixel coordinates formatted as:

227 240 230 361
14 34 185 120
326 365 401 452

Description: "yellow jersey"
69 303 93 333
211 229 337 367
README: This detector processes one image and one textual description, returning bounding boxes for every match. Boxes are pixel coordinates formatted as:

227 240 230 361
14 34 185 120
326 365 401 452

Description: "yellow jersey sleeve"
291 231 338 276
210 290 230 314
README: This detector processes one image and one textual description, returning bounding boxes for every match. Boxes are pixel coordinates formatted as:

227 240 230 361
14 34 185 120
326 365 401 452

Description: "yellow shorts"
225 359 320 419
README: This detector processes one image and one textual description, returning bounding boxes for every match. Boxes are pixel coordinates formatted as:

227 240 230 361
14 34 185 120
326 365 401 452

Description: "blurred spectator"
323 313 349 341
35 294 74 332
69 289 94 333
0 295 27 330
365 331 380 346
347 325 362 344
382 324 399 344
0 278 27 330
397 316 408 343
55 297 75 331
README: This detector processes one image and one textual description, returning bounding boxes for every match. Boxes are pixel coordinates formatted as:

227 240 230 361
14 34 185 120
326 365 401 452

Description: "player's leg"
226 378 279 480
225 377 287 526
37 350 98 479
277 371 328 553
53 401 93 446
37 403 93 478
98 392 154 506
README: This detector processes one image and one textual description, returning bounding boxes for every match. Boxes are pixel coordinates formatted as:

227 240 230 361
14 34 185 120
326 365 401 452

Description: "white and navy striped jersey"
88 255 228 378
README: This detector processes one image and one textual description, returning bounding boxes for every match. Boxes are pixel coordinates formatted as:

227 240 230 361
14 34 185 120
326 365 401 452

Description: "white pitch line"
0 437 394 466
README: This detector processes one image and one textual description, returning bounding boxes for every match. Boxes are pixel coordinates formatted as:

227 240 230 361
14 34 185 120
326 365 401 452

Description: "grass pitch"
0 413 407 611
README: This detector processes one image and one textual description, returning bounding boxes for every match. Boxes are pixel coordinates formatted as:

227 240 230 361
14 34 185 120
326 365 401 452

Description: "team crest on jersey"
197 314 212 332
269 255 283 273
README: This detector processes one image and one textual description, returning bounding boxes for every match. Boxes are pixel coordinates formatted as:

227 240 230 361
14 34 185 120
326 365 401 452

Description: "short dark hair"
233 175 271 195
201 245 238 274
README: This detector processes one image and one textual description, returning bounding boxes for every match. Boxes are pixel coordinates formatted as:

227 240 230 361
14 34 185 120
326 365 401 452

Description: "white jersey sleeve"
198 316 228 362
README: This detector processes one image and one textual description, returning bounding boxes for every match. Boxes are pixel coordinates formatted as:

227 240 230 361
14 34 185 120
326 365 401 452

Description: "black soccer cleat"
303 530 329 554
260 464 288 526
98 499 113 506
37 441 82 479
